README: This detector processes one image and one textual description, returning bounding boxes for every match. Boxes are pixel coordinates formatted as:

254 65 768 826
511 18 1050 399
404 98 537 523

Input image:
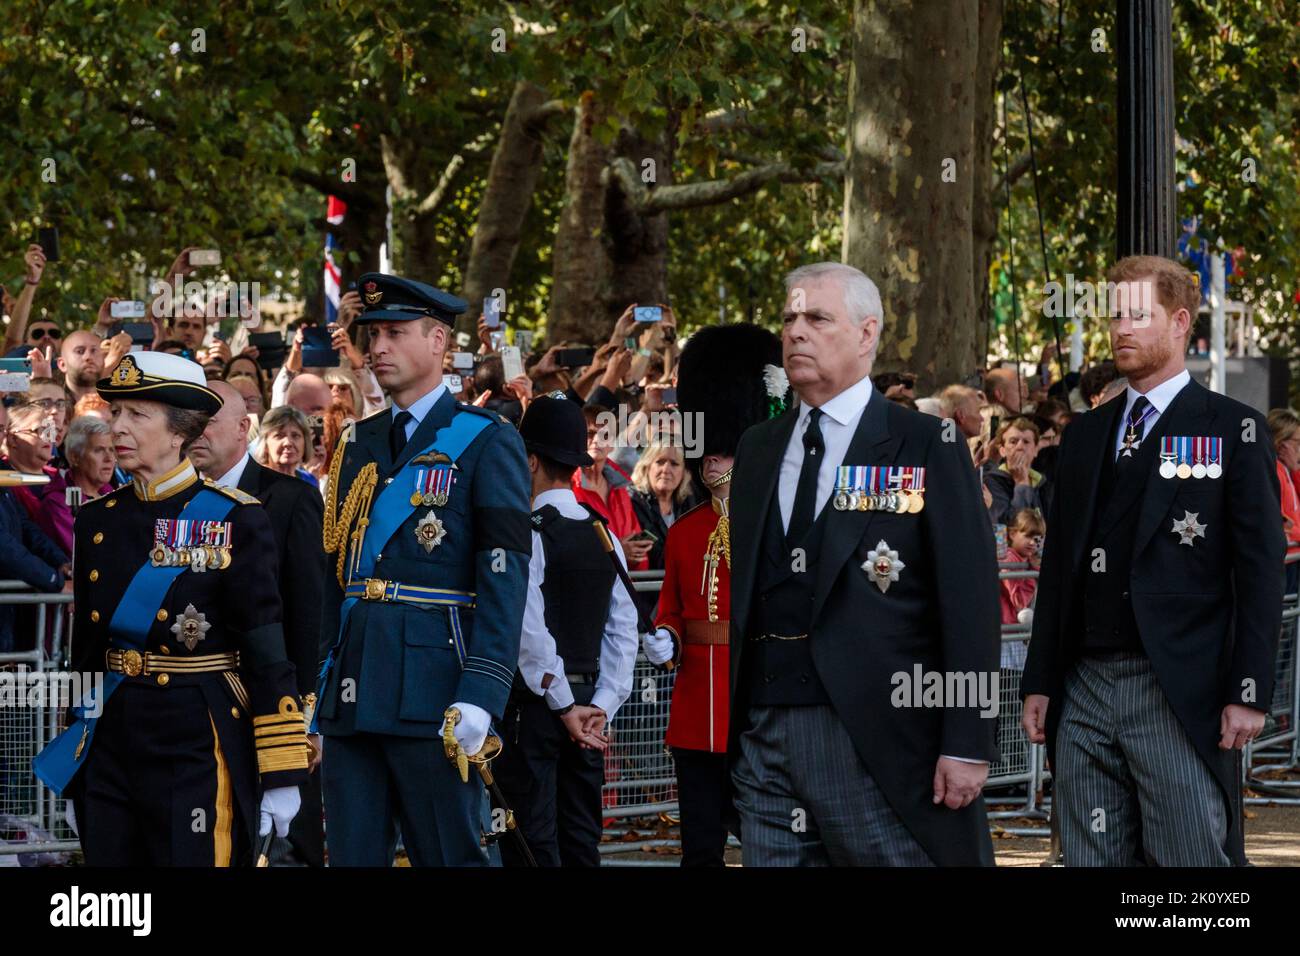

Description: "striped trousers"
1056 653 1231 866
731 704 933 867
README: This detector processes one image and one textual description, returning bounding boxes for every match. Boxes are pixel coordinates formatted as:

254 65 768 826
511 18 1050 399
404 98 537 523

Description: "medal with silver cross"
414 510 448 553
170 603 211 651
863 539 906 593
1171 510 1207 546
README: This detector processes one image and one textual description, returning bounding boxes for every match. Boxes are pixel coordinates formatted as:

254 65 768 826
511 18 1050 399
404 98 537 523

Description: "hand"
932 756 988 810
238 345 260 362
502 375 532 408
609 304 637 344
560 705 608 751
337 290 362 328
1039 341 1058 365
642 627 675 665
1022 693 1049 744
258 785 302 837
164 247 199 284
982 484 994 510
601 348 634 390
1219 703 1266 750
534 346 562 377
643 382 671 412
307 733 323 773
581 706 608 741
472 389 492 408
27 347 52 379
24 244 46 285
620 532 653 564
95 297 120 332
441 701 490 758
330 324 363 370
204 339 232 366
1008 448 1032 485
101 332 131 371
285 328 305 374
477 315 497 352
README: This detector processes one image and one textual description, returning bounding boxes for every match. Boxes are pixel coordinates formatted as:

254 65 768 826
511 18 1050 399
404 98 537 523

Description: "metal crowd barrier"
0 585 77 860
4 555 1298 861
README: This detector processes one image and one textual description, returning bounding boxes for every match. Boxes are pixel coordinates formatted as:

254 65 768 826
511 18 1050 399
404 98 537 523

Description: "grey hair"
65 415 110 463
783 262 884 327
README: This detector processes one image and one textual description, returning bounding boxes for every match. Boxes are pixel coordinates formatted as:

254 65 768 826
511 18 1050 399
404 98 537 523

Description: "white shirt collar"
533 487 578 510
392 382 448 425
797 371 875 427
1124 368 1191 417
213 451 252 489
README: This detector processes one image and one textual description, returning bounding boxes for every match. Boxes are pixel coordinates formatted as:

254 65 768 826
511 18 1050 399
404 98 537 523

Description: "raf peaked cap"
353 272 468 327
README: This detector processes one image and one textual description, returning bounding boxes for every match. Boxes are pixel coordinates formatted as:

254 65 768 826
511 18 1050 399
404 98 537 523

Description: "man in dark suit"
190 379 327 865
1022 255 1283 866
727 262 1001 866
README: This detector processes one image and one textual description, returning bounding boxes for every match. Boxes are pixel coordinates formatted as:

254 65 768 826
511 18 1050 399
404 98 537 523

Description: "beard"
70 365 102 389
1113 335 1173 380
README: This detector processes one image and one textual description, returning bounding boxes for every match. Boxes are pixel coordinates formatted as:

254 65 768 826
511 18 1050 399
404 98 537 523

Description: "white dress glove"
441 701 490 757
643 627 675 665
259 786 302 837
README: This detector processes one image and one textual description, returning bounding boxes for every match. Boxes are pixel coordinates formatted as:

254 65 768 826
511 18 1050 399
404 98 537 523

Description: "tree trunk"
462 82 560 332
603 125 671 326
843 0 983 391
971 0 1003 367
548 92 611 346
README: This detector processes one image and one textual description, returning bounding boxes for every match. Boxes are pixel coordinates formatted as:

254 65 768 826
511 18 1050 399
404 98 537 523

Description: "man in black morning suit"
727 262 1001 866
191 379 327 866
1022 255 1284 866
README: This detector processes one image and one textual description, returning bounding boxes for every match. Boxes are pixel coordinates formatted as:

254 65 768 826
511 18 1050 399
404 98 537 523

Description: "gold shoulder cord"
322 433 378 588
701 512 731 623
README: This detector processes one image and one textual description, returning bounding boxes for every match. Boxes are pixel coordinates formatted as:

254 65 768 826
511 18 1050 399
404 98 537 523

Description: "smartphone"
514 330 534 355
555 347 595 368
455 331 472 349
623 337 637 350
483 297 502 328
211 329 227 343
633 306 662 323
300 325 339 368
988 415 1000 443
451 351 475 371
37 226 60 262
660 387 677 405
501 345 524 382
631 529 659 544
0 356 31 392
110 300 146 319
249 331 285 351
445 373 463 394
189 249 221 267
109 322 154 344
489 330 505 352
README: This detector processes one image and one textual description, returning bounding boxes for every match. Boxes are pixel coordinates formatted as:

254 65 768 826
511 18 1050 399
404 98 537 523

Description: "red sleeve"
655 520 686 640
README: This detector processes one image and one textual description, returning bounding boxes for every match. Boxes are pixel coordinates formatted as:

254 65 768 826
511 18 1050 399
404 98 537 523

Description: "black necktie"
787 407 825 545
389 410 413 461
1115 396 1152 469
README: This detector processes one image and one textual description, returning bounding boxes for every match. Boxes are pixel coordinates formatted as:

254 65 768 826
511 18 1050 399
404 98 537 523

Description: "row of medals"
409 491 450 507
1158 457 1222 480
833 488 925 514
150 543 232 572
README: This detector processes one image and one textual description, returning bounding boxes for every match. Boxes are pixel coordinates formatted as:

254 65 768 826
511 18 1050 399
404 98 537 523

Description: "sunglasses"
29 327 62 341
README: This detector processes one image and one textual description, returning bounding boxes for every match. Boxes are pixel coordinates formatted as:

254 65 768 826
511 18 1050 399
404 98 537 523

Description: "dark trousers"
673 747 729 867
282 771 325 866
322 731 487 867
492 683 604 867
75 684 251 866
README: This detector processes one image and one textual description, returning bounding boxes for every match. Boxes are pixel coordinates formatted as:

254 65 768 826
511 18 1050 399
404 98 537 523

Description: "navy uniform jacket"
67 461 309 832
317 390 531 736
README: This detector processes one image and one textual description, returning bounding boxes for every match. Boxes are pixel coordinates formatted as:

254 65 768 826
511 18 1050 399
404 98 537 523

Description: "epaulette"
203 479 260 505
456 402 510 426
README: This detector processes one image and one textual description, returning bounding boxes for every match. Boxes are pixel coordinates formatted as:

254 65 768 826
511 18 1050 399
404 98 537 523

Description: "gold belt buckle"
364 578 387 601
122 649 144 677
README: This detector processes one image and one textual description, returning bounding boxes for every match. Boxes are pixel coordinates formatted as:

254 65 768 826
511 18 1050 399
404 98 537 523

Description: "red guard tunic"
657 498 730 753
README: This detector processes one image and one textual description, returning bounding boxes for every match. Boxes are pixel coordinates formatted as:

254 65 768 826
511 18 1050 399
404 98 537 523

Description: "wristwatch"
554 703 575 717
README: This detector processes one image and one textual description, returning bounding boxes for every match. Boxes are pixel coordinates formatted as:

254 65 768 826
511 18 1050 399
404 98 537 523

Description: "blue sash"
33 488 237 795
311 409 491 732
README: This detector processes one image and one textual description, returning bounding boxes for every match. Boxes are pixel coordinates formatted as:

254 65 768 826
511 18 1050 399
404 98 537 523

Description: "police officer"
314 273 531 867
34 351 308 866
492 396 638 867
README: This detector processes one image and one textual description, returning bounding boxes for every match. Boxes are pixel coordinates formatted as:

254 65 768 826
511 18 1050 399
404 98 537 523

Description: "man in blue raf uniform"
315 272 531 866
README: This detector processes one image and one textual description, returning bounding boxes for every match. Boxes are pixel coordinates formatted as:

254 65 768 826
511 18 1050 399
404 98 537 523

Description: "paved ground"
600 803 1300 867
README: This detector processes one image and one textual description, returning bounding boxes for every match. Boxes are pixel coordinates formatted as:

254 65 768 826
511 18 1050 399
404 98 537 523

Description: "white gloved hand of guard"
259 785 302 837
643 627 675 665
441 701 490 757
